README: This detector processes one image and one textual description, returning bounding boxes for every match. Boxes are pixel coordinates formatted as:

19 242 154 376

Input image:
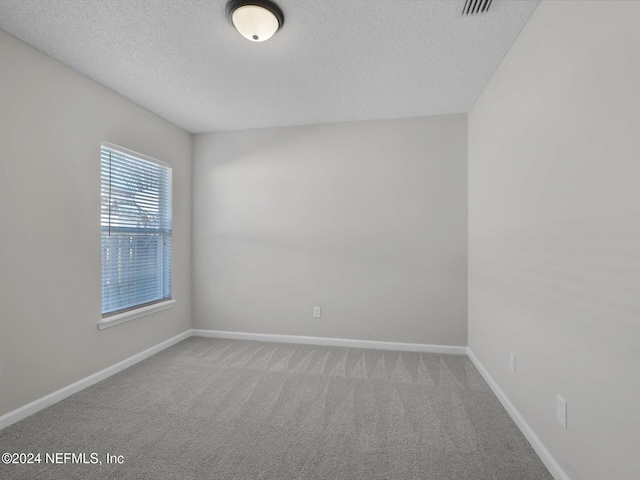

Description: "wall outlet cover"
556 394 567 429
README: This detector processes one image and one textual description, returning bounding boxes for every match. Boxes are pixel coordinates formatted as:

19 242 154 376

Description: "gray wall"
468 1 640 479
193 115 468 346
0 30 192 416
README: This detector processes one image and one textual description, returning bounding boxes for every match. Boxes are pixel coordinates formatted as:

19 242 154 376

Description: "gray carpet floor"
0 337 552 479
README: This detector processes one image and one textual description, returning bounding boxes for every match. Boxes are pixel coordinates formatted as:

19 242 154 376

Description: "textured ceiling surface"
0 0 539 132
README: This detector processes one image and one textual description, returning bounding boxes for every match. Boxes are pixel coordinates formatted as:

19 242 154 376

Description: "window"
100 143 173 328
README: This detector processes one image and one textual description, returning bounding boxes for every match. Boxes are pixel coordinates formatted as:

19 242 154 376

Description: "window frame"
98 142 175 330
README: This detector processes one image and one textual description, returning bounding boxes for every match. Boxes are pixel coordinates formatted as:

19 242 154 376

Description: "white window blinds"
101 143 172 318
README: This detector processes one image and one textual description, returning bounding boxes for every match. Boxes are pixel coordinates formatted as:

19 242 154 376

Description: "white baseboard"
191 329 467 355
0 330 191 431
466 348 570 480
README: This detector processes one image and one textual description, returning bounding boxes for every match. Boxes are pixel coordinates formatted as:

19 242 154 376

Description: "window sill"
98 299 176 330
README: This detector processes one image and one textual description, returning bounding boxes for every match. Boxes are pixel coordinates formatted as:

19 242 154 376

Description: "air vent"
462 0 493 15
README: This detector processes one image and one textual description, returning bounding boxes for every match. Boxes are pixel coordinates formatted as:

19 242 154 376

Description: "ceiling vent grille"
462 0 493 15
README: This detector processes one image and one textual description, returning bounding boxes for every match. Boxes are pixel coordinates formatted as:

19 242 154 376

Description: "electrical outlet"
556 395 567 428
313 306 321 318
509 352 516 373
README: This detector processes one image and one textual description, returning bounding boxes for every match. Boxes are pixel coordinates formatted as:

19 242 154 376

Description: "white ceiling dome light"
225 0 284 43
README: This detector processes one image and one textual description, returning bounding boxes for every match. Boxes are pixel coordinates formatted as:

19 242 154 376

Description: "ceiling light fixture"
225 0 284 43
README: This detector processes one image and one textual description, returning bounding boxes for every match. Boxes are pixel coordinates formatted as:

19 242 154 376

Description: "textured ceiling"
0 0 539 133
